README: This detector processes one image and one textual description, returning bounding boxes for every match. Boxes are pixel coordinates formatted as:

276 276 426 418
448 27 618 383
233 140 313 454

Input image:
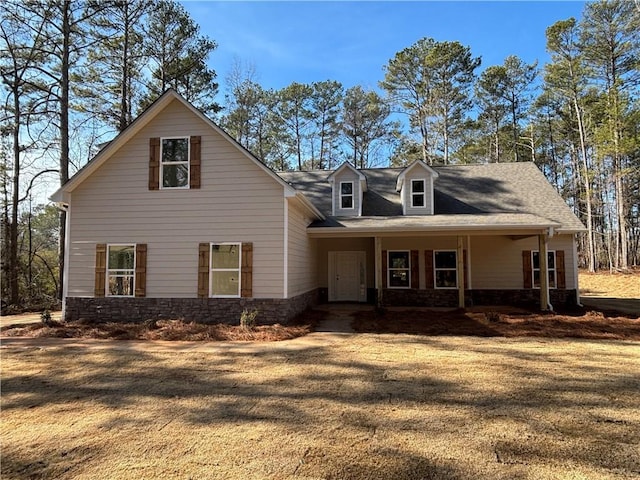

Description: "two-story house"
51 90 585 324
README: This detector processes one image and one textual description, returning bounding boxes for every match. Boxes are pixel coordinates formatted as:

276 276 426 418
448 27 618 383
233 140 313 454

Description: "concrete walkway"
314 304 373 333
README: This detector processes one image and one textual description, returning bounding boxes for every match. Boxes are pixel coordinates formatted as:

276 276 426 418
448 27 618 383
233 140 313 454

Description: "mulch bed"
0 319 313 342
0 309 328 342
352 307 640 340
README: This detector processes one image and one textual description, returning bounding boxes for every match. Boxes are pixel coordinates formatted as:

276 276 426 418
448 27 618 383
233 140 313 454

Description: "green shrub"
240 308 259 329
40 309 52 326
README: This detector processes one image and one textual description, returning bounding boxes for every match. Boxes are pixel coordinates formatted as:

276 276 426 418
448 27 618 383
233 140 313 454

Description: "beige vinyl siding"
471 234 576 290
287 199 317 297
382 236 463 290
311 235 576 292
332 169 361 216
68 98 285 298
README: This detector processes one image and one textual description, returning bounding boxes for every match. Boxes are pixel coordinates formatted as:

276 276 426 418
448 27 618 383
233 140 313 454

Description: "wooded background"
1 0 638 311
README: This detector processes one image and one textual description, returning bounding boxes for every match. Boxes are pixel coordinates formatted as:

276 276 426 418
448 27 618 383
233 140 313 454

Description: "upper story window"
340 182 354 209
107 245 135 296
161 137 189 188
411 179 426 208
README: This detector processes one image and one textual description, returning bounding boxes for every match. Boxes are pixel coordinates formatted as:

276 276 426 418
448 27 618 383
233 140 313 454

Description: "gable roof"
280 162 585 233
327 161 368 192
49 89 305 208
396 160 439 191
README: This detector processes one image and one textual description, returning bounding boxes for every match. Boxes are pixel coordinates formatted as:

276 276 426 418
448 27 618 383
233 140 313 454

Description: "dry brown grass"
353 307 640 341
580 269 640 298
1 335 638 479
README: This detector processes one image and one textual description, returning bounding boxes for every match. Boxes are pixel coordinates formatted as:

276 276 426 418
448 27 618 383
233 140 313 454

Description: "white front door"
328 251 367 302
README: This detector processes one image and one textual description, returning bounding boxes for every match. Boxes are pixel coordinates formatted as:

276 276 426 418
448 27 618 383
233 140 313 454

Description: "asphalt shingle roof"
279 162 585 232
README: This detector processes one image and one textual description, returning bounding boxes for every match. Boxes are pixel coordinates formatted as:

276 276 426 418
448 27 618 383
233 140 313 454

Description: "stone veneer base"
64 289 319 325
382 288 577 309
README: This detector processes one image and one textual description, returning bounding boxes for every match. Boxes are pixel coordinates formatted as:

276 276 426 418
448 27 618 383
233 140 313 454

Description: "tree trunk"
318 114 326 170
511 95 519 162
119 1 130 132
442 108 449 165
612 90 628 269
574 97 595 272
58 0 71 301
9 86 21 306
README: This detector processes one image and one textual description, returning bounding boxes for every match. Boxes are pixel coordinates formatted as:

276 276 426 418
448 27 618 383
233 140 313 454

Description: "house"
51 90 586 324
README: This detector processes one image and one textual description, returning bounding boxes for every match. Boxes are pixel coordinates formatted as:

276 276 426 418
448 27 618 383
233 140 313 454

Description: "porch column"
457 236 465 308
375 236 383 307
538 233 550 311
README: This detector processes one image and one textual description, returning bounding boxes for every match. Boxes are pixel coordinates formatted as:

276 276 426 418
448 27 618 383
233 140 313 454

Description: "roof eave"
307 222 560 237
287 191 325 220
50 89 181 200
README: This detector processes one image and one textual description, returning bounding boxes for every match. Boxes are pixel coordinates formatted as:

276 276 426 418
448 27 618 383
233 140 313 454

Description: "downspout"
573 233 583 307
55 201 70 320
375 236 383 307
283 198 288 299
546 227 554 311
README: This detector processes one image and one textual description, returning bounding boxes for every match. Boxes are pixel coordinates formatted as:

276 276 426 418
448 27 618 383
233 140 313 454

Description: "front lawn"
580 269 639 298
1 335 638 479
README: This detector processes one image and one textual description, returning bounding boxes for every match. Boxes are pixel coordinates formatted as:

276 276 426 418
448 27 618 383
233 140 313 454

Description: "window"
388 251 410 288
532 251 556 289
107 245 135 296
411 179 426 208
161 137 189 188
340 181 354 209
434 250 457 288
211 243 241 297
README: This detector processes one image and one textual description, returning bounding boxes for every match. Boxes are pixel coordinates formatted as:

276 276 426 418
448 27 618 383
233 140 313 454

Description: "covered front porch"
311 226 577 311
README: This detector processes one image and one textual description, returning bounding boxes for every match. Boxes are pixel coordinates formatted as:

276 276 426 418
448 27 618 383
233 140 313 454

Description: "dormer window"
411 179 426 208
328 162 367 216
340 182 354 209
161 137 189 188
396 160 439 216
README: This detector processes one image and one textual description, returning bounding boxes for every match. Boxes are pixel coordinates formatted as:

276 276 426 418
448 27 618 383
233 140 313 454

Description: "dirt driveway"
2 334 638 480
581 296 640 315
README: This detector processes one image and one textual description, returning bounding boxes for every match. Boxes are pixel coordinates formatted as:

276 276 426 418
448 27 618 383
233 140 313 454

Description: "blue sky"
181 1 587 95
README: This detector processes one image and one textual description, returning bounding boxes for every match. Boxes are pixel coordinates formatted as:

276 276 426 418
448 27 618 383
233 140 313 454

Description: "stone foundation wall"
382 289 469 308
64 289 318 325
470 289 577 309
381 288 577 309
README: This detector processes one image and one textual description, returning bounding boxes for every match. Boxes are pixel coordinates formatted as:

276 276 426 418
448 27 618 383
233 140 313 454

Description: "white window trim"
210 242 241 298
532 250 557 290
106 243 136 297
160 136 190 190
339 181 355 210
434 250 458 290
410 178 427 208
387 250 411 289
429 176 435 215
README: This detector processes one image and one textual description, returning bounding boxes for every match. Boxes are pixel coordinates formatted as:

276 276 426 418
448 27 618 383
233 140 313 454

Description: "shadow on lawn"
2 339 639 479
